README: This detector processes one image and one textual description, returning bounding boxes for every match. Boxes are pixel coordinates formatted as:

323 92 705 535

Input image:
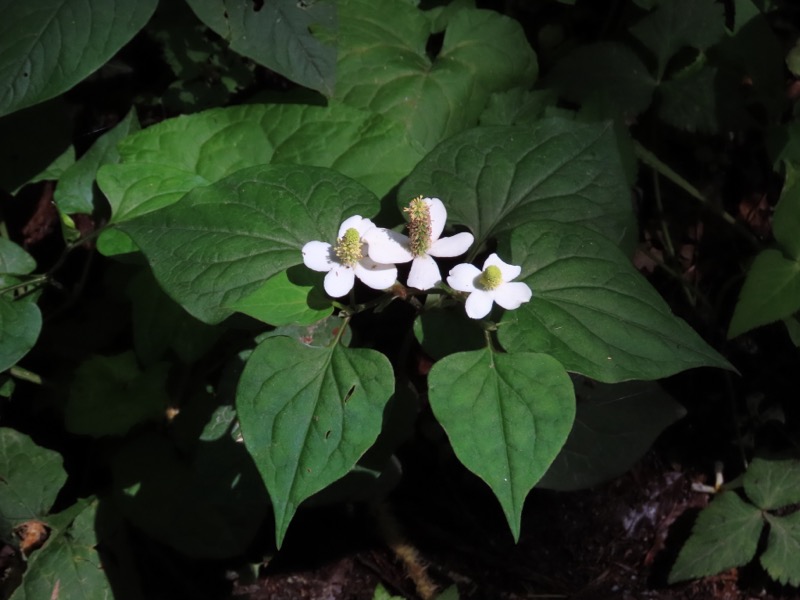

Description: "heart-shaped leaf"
0 296 42 373
334 0 537 150
185 0 336 96
498 220 733 382
118 164 378 324
728 249 800 339
0 428 66 538
399 120 636 251
236 335 394 547
0 0 158 117
427 348 575 541
0 238 36 275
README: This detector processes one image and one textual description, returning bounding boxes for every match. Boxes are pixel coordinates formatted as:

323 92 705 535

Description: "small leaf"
236 336 394 547
761 512 800 587
629 0 724 78
399 120 636 251
335 0 538 150
0 428 66 538
427 348 575 541
10 499 111 600
669 492 764 583
0 0 158 117
657 64 719 134
728 249 800 339
499 221 733 382
228 267 332 326
0 238 36 275
0 296 42 373
54 107 140 215
537 378 686 490
65 352 168 437
119 164 378 324
185 0 336 96
546 42 656 118
743 457 800 510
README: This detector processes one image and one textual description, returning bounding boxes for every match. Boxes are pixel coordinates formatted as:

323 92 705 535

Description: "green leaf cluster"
670 458 800 587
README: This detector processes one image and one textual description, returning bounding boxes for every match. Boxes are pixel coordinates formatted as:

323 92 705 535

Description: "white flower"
364 197 474 290
302 216 397 297
447 253 532 319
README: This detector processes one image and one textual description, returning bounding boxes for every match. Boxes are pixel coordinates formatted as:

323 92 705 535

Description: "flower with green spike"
447 253 532 319
302 216 397 297
364 197 474 290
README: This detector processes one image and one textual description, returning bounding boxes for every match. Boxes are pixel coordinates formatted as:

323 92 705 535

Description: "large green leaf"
669 492 764 583
762 512 800 587
0 0 158 117
0 296 42 373
54 107 139 215
498 221 733 382
236 335 394 547
537 379 685 490
743 457 800 511
185 0 336 96
228 267 332 327
427 348 575 541
97 103 422 226
399 120 636 251
9 499 111 600
118 164 378 324
0 428 66 538
334 0 537 150
728 249 800 339
629 0 724 78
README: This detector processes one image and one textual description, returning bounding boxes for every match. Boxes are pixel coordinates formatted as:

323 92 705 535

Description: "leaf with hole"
236 335 394 547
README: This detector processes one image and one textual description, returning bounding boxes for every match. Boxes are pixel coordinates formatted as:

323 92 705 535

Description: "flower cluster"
301 197 532 319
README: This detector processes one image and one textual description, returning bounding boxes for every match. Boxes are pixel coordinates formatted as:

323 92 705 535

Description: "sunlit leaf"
0 296 41 373
0 238 36 275
400 120 636 251
119 164 378 324
498 221 732 381
427 348 575 541
335 0 537 150
761 512 800 587
236 335 394 547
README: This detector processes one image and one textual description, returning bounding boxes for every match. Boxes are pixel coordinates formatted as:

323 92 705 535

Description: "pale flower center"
404 196 431 257
334 228 363 266
478 265 503 290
